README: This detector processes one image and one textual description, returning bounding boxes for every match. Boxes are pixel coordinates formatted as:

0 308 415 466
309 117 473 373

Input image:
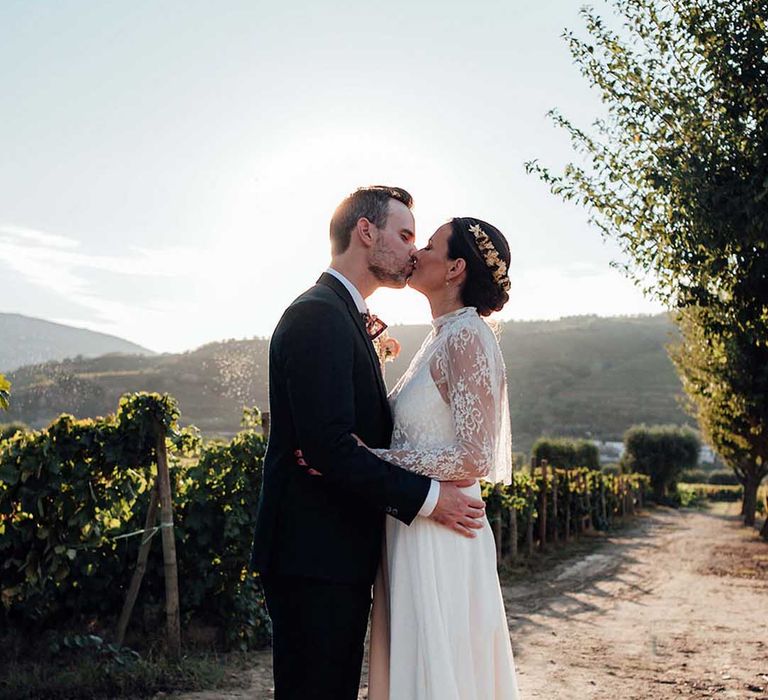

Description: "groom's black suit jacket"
251 273 432 585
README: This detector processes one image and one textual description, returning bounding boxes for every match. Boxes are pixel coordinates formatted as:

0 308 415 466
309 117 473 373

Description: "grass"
677 482 768 515
0 629 254 700
0 655 226 700
677 482 743 508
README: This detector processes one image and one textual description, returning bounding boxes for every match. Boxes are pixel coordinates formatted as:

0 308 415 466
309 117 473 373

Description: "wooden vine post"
551 468 559 546
492 484 503 561
564 470 572 542
155 421 181 659
115 418 181 658
539 460 548 551
261 410 271 440
116 486 159 646
505 475 517 563
620 476 627 519
600 478 607 526
616 478 622 518
508 498 518 562
525 481 535 557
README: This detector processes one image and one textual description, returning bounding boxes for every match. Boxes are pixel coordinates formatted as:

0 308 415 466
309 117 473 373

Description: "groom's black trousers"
261 573 372 700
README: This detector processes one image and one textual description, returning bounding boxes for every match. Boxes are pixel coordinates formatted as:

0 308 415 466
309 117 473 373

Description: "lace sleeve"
372 321 505 481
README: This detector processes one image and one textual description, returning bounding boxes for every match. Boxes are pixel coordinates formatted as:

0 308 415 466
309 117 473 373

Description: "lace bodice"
372 307 512 484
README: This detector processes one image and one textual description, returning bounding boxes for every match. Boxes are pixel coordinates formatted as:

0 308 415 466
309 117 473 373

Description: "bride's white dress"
368 306 520 700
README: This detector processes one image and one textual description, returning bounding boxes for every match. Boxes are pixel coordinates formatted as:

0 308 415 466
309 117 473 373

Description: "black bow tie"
361 312 387 340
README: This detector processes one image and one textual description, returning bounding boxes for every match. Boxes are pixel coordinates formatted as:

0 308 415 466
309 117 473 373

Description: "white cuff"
417 480 440 517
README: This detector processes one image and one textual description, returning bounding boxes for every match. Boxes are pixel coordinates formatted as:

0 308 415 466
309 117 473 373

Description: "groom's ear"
354 217 375 248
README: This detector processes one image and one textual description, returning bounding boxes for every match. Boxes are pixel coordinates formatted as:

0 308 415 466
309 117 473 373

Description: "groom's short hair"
330 186 414 255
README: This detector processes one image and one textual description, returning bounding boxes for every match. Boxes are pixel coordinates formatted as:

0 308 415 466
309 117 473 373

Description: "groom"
251 186 486 700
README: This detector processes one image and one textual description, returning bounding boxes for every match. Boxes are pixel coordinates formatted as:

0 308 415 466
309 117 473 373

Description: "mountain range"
0 313 153 372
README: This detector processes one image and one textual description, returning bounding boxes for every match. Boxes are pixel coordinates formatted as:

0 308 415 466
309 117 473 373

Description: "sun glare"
205 126 468 332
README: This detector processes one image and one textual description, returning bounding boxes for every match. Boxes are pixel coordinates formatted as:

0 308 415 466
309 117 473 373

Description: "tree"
622 424 701 500
670 305 767 525
526 0 768 523
0 374 9 411
532 437 600 469
574 440 601 470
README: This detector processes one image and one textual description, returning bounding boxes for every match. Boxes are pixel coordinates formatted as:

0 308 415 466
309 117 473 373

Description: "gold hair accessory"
468 223 511 291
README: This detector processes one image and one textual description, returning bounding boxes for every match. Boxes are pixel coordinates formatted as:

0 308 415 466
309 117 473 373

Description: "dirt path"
175 505 768 699
509 505 767 699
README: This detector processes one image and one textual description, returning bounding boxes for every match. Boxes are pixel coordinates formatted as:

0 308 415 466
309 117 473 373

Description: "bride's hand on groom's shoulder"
293 433 369 476
429 480 486 538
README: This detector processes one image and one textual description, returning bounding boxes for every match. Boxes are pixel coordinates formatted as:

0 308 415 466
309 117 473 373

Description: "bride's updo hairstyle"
447 217 511 317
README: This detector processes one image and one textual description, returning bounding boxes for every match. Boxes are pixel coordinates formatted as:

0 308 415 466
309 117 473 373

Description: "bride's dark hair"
447 217 511 317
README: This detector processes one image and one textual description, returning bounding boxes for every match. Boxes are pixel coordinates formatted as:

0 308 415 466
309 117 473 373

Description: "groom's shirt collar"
325 267 368 314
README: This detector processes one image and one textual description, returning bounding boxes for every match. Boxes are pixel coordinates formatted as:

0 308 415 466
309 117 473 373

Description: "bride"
365 216 521 699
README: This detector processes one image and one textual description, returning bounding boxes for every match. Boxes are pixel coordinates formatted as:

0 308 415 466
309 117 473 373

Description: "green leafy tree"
0 374 9 411
670 305 767 524
622 424 701 499
527 0 768 523
574 439 601 470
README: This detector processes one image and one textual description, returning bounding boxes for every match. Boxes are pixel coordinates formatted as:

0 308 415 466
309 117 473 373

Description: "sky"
0 0 666 353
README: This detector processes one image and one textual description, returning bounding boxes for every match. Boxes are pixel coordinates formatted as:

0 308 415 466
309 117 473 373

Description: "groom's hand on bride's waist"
429 480 486 538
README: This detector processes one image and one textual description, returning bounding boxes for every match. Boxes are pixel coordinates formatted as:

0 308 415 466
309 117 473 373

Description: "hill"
386 314 690 454
0 313 153 372
3 337 268 437
2 314 692 452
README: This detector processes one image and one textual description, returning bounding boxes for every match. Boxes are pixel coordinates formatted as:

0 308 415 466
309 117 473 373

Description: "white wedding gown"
368 306 520 700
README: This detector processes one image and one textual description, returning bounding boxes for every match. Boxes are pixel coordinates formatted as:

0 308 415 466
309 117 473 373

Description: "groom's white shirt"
326 266 439 517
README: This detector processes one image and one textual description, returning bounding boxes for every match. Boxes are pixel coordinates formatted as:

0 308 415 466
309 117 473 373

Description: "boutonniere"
373 330 401 371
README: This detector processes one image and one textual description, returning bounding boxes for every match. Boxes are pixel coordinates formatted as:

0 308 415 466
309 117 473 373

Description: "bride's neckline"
431 306 478 331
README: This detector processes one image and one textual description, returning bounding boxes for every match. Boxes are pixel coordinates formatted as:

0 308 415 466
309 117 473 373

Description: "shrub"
678 483 742 503
0 395 270 651
677 487 702 508
174 425 271 650
707 470 740 485
0 422 28 442
679 469 709 484
532 437 600 470
0 394 192 620
621 424 701 500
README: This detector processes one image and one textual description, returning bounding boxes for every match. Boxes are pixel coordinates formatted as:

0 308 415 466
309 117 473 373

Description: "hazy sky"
0 0 665 352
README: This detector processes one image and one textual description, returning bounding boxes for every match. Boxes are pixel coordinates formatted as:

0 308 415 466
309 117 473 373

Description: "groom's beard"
368 244 412 286
369 262 411 286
